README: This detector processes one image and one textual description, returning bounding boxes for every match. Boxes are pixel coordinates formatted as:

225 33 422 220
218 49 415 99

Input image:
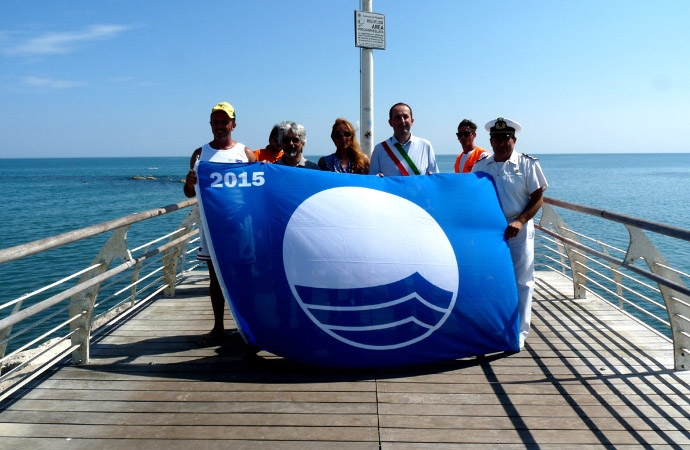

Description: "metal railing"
0 199 200 400
536 197 690 370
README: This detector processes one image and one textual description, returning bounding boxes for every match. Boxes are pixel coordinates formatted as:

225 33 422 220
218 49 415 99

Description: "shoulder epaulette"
478 152 489 160
521 153 538 161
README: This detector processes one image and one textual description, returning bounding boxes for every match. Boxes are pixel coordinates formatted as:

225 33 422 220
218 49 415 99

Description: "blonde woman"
318 118 369 174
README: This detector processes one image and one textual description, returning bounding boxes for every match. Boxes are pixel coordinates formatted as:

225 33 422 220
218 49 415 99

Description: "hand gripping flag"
197 162 519 367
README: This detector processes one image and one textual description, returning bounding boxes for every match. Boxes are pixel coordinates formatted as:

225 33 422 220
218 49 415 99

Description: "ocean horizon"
3 151 690 161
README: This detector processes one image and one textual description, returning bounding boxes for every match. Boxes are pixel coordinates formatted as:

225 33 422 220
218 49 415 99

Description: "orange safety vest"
254 147 283 163
454 147 488 173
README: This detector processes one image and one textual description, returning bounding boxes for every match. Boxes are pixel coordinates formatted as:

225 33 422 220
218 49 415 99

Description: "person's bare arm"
244 147 257 162
183 148 202 198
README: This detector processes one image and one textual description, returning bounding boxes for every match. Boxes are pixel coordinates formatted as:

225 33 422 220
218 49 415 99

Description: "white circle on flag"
283 187 458 350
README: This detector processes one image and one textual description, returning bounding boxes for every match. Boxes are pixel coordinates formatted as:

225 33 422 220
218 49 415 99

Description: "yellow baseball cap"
210 102 235 119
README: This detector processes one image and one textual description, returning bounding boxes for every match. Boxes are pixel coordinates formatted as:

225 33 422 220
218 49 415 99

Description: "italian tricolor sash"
381 140 420 176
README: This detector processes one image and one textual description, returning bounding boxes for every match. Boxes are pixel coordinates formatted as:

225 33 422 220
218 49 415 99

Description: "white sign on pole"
354 10 385 50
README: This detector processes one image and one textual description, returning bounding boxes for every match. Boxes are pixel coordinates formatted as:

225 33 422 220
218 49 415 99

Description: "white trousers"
507 220 535 348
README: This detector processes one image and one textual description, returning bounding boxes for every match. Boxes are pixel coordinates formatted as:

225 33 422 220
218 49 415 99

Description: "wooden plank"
378 402 690 420
0 438 377 450
0 423 380 441
379 414 690 432
0 411 377 427
28 379 377 393
380 427 690 445
5 399 377 415
18 389 377 403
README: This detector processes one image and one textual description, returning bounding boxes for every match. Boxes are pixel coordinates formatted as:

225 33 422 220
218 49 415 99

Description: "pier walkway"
1 270 690 449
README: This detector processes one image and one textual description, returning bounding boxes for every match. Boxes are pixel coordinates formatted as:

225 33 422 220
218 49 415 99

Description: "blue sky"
2 0 689 159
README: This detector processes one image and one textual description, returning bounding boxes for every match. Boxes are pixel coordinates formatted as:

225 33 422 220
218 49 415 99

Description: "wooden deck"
1 270 690 449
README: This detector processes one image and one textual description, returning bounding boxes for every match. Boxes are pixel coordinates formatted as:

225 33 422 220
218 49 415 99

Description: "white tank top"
196 141 248 260
199 142 248 163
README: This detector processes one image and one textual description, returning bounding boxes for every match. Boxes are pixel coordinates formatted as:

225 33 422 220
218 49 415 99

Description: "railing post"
539 204 588 299
129 245 148 307
623 225 690 370
0 299 24 359
69 227 132 364
163 206 200 298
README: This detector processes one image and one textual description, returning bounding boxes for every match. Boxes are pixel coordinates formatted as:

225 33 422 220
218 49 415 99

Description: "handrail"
0 230 196 333
537 196 690 370
0 198 201 395
544 197 690 242
537 226 690 298
0 199 198 264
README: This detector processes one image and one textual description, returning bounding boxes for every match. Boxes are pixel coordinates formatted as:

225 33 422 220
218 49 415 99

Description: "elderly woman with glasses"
318 118 370 174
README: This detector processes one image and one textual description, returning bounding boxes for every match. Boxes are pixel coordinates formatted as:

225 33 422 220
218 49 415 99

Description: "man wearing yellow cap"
183 102 256 347
472 117 548 349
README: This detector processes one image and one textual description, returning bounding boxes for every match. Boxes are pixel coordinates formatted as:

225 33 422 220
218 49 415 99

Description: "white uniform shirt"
472 151 548 220
369 135 439 176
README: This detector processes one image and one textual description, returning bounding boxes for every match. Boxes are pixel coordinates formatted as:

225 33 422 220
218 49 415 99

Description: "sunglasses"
490 134 515 141
281 136 301 144
332 131 352 139
456 131 473 138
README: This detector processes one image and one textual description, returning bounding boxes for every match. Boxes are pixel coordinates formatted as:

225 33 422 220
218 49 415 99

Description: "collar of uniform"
487 150 518 166
507 150 520 165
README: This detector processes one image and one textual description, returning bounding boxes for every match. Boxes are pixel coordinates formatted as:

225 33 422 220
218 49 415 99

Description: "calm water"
1 157 189 248
536 153 690 279
1 154 689 346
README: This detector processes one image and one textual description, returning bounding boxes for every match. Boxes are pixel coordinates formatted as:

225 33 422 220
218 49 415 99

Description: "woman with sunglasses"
318 118 370 174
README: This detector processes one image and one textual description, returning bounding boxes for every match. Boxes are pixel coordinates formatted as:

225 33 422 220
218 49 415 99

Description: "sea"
1 154 690 348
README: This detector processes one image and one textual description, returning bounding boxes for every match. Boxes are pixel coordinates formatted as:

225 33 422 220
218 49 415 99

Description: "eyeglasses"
332 131 352 139
282 136 301 144
490 134 514 141
456 131 473 138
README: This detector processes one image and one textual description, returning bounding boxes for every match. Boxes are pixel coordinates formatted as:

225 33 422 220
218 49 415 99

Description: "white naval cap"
485 117 522 135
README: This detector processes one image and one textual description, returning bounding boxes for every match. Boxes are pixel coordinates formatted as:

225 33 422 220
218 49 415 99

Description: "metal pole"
360 0 374 157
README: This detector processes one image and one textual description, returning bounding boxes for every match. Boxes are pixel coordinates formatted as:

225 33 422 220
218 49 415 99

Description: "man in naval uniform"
472 117 548 349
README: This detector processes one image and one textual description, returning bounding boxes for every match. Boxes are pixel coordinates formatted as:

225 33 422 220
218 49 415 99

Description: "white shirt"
472 151 548 220
198 142 248 164
195 142 248 259
369 135 438 176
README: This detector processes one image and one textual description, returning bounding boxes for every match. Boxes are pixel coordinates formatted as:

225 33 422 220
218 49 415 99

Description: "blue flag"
197 162 518 367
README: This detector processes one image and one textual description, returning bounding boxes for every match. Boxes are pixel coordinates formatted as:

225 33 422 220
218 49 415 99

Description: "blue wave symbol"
295 272 455 348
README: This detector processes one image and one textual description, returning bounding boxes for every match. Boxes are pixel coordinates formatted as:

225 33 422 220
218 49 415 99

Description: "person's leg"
198 261 225 346
508 220 535 349
208 261 224 333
